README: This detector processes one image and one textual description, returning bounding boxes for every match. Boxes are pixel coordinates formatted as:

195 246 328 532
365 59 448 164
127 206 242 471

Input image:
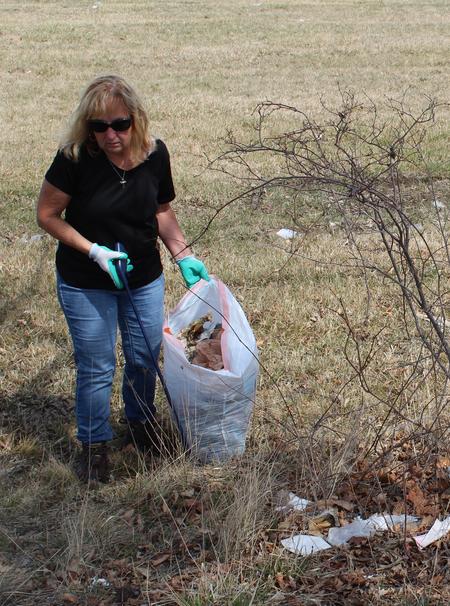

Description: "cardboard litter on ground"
277 492 450 556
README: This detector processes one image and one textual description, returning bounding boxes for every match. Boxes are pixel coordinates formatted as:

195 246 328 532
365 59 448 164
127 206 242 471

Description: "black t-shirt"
45 139 175 290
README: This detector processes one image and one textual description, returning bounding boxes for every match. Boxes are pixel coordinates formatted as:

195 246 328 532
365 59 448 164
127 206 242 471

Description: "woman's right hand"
88 244 133 289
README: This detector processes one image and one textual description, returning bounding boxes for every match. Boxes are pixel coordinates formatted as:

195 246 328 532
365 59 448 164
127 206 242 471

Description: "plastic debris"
281 534 332 555
275 491 310 512
327 518 373 546
414 516 450 549
327 514 419 546
277 228 299 239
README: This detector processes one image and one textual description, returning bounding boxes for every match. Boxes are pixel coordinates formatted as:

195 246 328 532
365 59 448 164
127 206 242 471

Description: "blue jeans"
57 273 165 444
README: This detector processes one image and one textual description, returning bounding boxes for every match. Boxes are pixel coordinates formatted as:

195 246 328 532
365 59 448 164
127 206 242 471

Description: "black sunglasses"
88 117 132 133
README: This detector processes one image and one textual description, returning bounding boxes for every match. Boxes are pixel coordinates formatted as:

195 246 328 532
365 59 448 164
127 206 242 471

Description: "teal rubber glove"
176 255 210 288
89 243 134 289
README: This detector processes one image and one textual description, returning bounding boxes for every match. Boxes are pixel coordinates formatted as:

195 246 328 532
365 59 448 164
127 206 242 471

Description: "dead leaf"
392 501 408 515
110 558 128 568
406 484 429 515
67 558 81 574
277 519 297 531
441 489 450 501
436 456 450 468
308 510 338 533
183 498 203 512
168 573 190 589
150 551 171 567
122 509 135 523
316 498 354 512
62 594 78 604
341 570 367 586
374 492 388 506
135 565 152 579
431 574 444 584
66 557 82 582
115 585 140 603
329 498 355 512
348 536 369 546
274 572 297 590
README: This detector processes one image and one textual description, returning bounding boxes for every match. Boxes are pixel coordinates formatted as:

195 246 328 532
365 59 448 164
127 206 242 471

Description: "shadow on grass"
0 356 74 443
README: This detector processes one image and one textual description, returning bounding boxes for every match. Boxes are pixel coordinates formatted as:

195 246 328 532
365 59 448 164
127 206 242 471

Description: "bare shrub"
208 91 450 491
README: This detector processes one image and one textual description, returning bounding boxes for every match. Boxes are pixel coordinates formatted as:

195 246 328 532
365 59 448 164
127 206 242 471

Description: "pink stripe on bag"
217 279 230 371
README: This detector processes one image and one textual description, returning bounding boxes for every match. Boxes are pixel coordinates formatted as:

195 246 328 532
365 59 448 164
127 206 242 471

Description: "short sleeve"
45 151 78 196
155 139 176 204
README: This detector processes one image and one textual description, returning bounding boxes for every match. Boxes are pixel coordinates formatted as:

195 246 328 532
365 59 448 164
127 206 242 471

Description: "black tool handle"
113 242 187 449
114 242 128 283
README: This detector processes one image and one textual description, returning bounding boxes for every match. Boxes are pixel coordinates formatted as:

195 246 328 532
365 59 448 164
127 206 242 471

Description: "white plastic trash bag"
163 277 259 463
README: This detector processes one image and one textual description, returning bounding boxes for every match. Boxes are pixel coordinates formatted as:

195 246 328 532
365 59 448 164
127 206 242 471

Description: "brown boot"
123 419 161 455
75 442 110 484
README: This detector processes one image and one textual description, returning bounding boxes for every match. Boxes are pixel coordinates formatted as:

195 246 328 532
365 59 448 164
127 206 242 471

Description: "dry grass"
1 1 450 604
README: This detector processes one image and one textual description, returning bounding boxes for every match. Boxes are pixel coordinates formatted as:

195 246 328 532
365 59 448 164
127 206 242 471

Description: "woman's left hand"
177 256 210 288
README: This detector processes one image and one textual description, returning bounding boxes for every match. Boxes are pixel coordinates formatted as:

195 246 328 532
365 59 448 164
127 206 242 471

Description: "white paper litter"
433 199 446 210
90 576 110 588
327 514 419 546
367 514 419 531
275 492 310 512
277 228 299 239
19 234 45 244
281 534 332 555
414 516 450 549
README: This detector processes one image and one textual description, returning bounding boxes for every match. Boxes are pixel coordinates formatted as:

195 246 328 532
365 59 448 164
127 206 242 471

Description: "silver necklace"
108 159 127 187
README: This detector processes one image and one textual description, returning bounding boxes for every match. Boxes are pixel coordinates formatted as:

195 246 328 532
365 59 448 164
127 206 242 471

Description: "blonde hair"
60 75 155 162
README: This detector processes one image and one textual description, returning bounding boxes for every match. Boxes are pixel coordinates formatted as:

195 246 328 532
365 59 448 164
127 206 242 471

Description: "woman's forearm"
156 204 192 260
38 214 92 255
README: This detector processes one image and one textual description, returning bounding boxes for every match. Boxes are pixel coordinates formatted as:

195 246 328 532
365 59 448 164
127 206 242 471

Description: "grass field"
1 1 450 605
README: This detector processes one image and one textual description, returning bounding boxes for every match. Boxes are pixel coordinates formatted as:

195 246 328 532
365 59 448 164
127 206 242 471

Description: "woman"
37 74 209 483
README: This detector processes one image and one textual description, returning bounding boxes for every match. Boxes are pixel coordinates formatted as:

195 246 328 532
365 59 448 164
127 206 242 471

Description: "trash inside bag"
163 277 259 463
177 313 224 370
